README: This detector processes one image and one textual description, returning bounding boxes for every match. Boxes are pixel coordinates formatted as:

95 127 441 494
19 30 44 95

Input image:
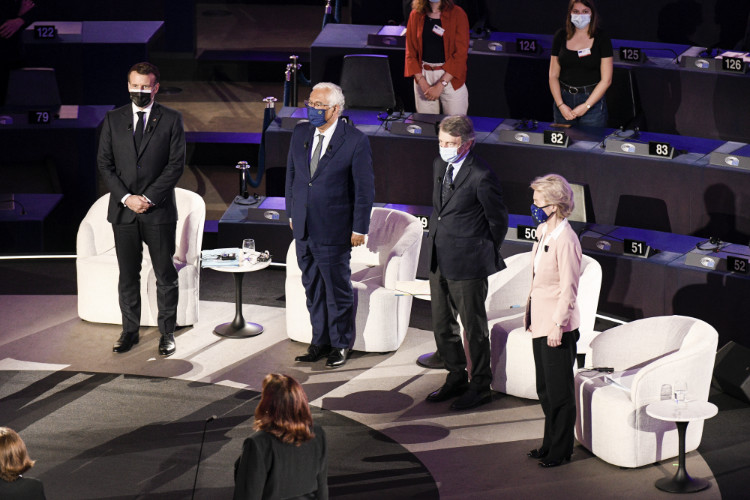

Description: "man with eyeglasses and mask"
97 61 185 357
426 115 507 410
286 82 374 369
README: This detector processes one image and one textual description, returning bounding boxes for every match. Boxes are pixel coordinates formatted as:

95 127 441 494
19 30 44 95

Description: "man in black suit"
286 82 375 368
426 115 508 410
97 61 185 356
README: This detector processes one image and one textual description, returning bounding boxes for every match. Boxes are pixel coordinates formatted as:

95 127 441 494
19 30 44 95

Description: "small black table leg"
214 272 264 338
655 420 710 493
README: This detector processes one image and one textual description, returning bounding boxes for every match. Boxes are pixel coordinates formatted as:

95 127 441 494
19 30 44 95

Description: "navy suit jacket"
428 152 509 280
97 102 186 225
285 118 375 245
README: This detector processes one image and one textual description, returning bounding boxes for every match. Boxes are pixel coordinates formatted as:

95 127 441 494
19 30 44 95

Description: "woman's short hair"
411 0 455 15
312 82 346 112
439 115 475 145
0 427 35 482
530 174 575 219
254 374 314 446
565 0 600 39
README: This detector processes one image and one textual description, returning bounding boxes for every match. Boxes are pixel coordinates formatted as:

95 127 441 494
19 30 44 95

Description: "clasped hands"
125 195 152 214
558 103 590 121
419 79 444 101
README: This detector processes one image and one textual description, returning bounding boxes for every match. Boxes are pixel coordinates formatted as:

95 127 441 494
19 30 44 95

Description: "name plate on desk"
605 139 674 158
727 256 749 274
27 110 54 124
516 38 539 54
34 25 57 39
721 56 747 74
497 129 568 148
367 25 406 48
624 238 655 258
617 47 647 63
709 152 750 171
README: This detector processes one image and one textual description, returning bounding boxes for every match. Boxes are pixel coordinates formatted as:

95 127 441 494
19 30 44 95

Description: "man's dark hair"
128 62 160 84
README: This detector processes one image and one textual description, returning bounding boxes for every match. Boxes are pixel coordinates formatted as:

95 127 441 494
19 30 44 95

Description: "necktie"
134 111 145 151
310 134 324 177
441 164 454 206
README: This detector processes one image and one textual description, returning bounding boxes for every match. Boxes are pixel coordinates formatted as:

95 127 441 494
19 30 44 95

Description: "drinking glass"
674 380 687 406
242 239 255 261
660 384 672 401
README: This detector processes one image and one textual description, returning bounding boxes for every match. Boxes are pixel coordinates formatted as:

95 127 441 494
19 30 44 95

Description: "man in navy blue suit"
286 82 375 368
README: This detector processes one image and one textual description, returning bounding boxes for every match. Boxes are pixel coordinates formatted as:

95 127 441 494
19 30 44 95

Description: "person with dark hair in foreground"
525 174 582 468
425 115 508 411
0 427 46 499
549 0 612 127
98 61 185 357
234 374 328 500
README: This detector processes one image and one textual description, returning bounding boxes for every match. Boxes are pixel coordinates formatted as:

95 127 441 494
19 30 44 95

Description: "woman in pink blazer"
524 174 582 468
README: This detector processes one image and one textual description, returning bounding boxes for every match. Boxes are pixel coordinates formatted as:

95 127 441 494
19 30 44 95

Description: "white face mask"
571 13 591 29
439 146 461 164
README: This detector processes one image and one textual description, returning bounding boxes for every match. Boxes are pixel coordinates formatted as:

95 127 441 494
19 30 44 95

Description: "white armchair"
76 188 205 327
485 252 602 399
285 207 423 352
574 315 719 468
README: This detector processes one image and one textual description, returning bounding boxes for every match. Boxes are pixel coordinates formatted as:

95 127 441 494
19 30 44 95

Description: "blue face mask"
306 106 329 128
530 203 550 225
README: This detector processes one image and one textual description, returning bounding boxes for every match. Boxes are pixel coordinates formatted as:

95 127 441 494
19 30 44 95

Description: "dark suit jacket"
233 424 328 500
0 476 46 499
97 102 186 225
285 118 374 244
429 152 508 280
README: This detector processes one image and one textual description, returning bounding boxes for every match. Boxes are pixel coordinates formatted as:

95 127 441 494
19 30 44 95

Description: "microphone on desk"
191 415 217 500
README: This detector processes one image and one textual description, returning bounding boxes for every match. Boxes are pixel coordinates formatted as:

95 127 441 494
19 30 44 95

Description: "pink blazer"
524 221 582 339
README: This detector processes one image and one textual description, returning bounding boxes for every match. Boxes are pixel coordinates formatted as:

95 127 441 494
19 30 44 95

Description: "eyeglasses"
304 100 333 109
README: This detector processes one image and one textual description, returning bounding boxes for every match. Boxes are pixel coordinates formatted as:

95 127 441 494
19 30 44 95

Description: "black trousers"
429 265 491 390
112 220 178 335
532 329 579 461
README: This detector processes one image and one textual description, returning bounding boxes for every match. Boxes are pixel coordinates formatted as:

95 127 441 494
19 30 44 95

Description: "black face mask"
129 90 152 108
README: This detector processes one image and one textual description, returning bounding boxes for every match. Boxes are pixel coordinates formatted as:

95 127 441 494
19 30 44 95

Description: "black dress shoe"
527 448 549 459
426 381 469 402
450 388 492 411
539 455 571 468
158 333 176 357
295 344 332 362
325 348 350 368
113 332 139 353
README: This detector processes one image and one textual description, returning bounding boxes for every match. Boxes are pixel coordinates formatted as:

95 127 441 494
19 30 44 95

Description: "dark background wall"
351 0 750 51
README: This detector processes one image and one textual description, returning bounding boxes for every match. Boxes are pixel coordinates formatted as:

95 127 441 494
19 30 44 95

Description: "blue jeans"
553 89 608 128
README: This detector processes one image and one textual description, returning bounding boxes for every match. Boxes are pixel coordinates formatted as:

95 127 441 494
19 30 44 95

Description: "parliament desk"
23 21 163 105
0 105 112 252
310 24 750 141
264 107 750 239
0 194 63 253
